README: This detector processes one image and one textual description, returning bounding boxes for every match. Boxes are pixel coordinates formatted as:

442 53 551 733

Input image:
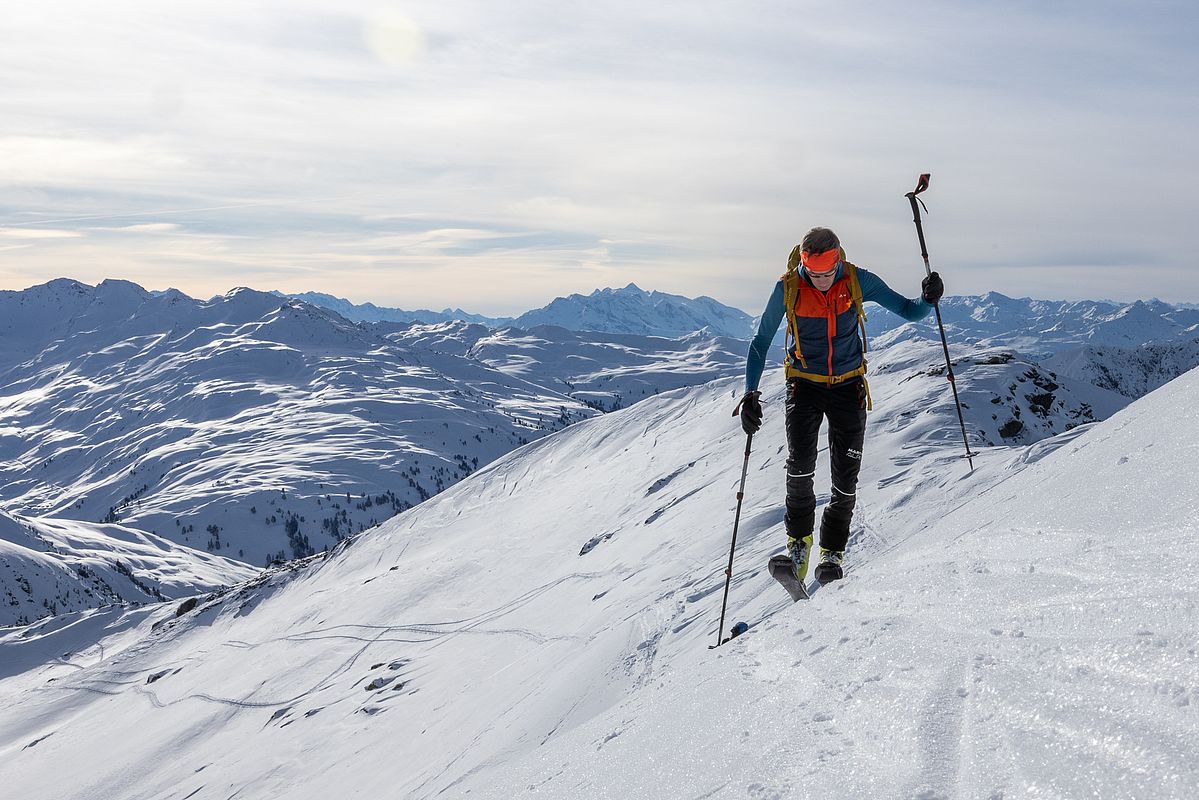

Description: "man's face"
805 263 838 292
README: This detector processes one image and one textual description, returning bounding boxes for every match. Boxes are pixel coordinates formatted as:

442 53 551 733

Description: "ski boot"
787 534 813 583
813 548 845 584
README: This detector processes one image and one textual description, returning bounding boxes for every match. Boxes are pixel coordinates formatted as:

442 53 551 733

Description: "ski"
768 554 810 602
813 561 844 585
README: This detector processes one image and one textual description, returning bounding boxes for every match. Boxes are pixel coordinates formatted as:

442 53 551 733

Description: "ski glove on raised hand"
921 271 944 304
734 391 762 435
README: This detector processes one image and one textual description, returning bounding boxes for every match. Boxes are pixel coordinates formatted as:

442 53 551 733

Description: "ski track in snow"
38 571 601 718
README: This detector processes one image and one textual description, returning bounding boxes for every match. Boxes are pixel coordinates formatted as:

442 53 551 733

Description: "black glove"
734 390 762 435
921 271 944 304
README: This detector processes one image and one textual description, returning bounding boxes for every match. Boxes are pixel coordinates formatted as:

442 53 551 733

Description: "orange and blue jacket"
745 264 932 392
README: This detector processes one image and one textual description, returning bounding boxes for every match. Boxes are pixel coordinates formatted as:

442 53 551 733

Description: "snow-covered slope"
2 354 1192 798
0 511 257 627
465 365 1199 800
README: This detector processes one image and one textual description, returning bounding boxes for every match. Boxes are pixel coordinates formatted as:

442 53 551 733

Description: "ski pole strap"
906 174 932 268
906 174 931 218
731 391 760 417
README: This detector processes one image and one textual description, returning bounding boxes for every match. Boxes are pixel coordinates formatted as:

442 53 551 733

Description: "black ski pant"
783 377 867 553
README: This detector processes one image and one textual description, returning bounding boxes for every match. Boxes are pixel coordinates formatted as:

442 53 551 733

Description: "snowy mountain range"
0 279 598 572
866 292 1199 405
292 282 1199 403
1 349 1195 798
870 292 1199 356
288 283 756 339
278 291 499 327
290 282 1199 358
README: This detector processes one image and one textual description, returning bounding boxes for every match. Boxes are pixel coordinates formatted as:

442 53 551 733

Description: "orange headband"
800 249 840 273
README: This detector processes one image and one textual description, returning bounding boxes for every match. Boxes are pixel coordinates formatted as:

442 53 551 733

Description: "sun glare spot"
363 10 426 66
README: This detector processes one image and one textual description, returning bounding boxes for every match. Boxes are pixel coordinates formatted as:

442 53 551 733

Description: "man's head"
799 227 841 290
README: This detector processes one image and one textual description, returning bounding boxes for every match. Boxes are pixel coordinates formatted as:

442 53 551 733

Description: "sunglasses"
804 263 840 280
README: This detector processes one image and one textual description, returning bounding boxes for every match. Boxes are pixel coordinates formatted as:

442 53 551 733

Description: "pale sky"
1 1 1196 315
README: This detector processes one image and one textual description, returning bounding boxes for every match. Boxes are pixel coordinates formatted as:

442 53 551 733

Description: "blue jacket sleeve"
745 280 785 392
856 267 932 321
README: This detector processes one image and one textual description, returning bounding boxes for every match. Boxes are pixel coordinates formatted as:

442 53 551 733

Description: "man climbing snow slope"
735 226 943 585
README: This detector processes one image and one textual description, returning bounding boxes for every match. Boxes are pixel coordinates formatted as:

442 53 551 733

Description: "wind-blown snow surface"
2 356 1192 798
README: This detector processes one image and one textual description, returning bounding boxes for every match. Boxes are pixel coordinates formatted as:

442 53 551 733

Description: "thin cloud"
0 228 83 239
100 223 184 233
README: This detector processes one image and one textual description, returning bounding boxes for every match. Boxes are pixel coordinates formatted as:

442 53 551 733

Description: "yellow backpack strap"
782 245 806 369
841 257 868 354
842 256 872 411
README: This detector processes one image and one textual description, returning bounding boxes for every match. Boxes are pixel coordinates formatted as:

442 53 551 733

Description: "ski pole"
905 173 976 472
712 431 753 649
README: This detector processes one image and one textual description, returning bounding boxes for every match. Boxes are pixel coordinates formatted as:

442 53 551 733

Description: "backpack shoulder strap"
841 256 868 355
841 255 873 410
781 245 806 369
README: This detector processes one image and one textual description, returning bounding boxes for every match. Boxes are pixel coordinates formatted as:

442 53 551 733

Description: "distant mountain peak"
517 284 752 338
43 277 89 292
